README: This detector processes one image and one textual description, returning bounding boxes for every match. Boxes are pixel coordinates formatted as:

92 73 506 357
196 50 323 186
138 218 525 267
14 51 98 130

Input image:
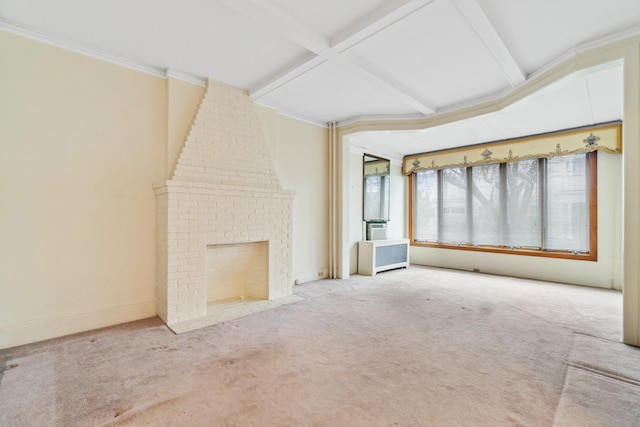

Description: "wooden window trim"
408 152 598 261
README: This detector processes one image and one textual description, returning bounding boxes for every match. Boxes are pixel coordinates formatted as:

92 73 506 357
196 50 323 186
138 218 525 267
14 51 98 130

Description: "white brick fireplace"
154 80 298 332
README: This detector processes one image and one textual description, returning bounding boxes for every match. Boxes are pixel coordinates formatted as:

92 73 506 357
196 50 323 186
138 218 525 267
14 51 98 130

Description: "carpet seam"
571 332 624 345
551 363 571 427
565 362 640 387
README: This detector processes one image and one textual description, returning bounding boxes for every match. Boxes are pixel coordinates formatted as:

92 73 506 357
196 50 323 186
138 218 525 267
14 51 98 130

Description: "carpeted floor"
1 265 639 426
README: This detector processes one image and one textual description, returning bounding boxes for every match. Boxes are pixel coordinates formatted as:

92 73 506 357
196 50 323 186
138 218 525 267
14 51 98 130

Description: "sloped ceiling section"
1 0 639 156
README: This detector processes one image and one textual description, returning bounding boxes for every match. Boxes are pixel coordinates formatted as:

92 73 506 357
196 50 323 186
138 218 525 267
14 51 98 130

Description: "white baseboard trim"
293 267 329 285
0 300 157 350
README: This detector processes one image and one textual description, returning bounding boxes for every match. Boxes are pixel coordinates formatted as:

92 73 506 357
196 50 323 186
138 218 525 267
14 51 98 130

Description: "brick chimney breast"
154 80 295 329
172 81 282 189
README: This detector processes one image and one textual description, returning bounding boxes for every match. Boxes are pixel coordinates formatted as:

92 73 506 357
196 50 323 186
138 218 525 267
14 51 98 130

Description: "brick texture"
206 242 268 302
154 80 294 326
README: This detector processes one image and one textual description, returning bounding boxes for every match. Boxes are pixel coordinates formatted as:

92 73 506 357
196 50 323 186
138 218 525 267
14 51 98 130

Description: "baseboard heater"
358 239 410 276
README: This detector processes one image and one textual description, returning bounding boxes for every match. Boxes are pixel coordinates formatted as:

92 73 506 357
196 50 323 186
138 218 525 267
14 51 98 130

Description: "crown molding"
1 18 325 126
337 26 640 134
276 109 328 129
166 69 207 87
337 113 426 128
529 25 640 82
0 19 208 87
0 19 166 77
3 18 637 130
253 100 329 128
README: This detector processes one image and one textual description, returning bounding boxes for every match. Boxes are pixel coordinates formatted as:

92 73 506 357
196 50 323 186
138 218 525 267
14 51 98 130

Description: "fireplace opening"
206 241 269 305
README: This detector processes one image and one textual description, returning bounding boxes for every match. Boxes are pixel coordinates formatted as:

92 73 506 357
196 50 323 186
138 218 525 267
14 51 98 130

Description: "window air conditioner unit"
367 222 387 240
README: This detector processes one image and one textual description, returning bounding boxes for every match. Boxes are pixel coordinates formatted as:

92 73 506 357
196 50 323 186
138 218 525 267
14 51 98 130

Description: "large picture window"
410 152 597 260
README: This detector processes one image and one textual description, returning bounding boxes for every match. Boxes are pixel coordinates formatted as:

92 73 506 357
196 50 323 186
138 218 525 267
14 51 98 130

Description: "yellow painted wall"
0 32 330 348
257 107 330 283
0 32 166 348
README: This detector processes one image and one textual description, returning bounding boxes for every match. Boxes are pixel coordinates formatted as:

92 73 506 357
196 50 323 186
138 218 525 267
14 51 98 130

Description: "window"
410 152 596 260
363 174 390 221
363 154 391 221
545 155 589 252
414 170 438 242
506 159 540 248
441 167 468 244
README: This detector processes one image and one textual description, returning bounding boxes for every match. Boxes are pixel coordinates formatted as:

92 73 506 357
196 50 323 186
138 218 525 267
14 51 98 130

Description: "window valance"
364 158 390 176
402 122 621 176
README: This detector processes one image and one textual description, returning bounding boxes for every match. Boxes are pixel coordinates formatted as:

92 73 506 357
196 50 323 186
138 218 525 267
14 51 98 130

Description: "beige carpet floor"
1 265 638 426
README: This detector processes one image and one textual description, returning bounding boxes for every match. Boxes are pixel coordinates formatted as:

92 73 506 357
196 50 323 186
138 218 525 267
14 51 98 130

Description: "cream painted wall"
410 152 622 290
0 32 166 348
166 78 206 176
0 32 328 349
256 107 330 284
387 163 408 240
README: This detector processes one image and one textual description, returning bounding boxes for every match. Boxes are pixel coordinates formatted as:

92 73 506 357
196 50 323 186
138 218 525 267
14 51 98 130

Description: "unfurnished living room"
1 1 640 426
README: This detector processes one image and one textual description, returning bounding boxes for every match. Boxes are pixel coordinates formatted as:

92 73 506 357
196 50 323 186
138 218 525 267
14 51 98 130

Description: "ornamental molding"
404 122 621 175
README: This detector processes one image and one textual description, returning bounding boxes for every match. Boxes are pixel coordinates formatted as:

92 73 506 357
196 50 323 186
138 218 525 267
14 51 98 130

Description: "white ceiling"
1 0 639 158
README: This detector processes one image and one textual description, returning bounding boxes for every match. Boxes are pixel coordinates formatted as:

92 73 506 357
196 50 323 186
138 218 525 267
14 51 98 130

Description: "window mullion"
585 154 591 231
466 167 473 244
500 163 507 246
540 158 547 250
379 175 385 217
437 169 443 243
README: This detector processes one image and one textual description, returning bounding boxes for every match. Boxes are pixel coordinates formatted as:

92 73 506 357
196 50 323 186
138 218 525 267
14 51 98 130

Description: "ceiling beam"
449 0 525 87
241 0 437 115
250 54 327 99
331 51 436 115
331 0 436 52
219 0 329 53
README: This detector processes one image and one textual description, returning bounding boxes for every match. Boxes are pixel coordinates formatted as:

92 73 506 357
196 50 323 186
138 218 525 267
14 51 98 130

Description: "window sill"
410 241 597 261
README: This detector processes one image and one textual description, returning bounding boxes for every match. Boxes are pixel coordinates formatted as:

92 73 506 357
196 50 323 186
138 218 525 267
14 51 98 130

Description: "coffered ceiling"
1 1 639 158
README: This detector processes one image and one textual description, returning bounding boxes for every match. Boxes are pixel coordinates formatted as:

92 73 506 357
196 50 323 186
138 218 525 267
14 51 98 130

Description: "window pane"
507 159 541 248
471 164 503 246
545 154 589 252
364 175 389 220
414 171 438 241
441 168 468 244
